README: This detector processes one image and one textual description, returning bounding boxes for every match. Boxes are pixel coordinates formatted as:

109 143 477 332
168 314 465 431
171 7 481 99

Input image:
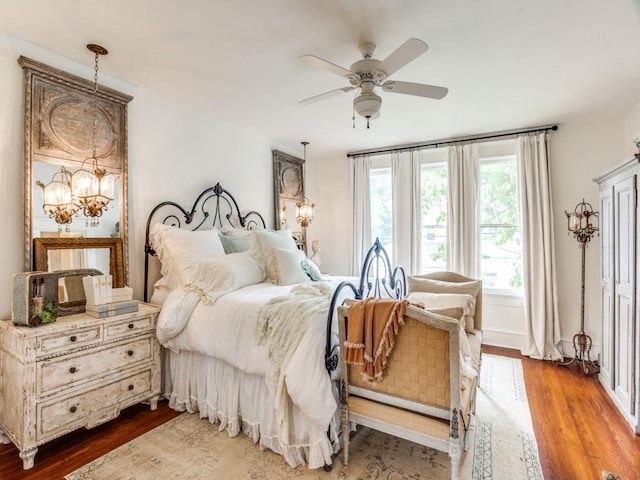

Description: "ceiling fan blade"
376 38 429 78
299 86 356 105
301 54 355 79
382 80 448 99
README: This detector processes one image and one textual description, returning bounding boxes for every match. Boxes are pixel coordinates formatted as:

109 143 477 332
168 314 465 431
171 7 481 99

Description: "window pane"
479 158 522 291
370 165 392 256
420 162 447 273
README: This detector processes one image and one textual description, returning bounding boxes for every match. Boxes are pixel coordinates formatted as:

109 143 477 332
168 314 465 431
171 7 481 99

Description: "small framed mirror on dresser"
19 55 132 282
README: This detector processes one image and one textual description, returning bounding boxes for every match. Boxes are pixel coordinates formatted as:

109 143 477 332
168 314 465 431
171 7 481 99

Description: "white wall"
309 118 627 356
626 100 640 157
0 33 280 318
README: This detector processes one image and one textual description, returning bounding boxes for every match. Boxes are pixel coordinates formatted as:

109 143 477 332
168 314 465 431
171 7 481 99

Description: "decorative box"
12 271 59 327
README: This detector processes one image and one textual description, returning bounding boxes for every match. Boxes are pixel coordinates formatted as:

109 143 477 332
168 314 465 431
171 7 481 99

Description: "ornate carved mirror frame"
19 56 132 282
272 149 306 249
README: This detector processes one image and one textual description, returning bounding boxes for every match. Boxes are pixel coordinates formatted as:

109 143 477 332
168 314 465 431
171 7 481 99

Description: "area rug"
66 354 543 479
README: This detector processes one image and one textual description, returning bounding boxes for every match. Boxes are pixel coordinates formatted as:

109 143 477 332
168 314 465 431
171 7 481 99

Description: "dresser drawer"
36 325 102 357
37 336 154 395
104 314 154 341
37 368 153 440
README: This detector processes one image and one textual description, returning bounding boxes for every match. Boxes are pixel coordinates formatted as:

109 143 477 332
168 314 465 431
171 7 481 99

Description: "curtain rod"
346 124 559 158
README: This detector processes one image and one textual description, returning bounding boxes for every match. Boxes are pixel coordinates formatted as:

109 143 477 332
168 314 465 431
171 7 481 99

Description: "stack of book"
85 299 139 319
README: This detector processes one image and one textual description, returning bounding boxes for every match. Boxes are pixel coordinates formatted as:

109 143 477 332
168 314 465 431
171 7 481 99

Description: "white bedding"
157 276 354 467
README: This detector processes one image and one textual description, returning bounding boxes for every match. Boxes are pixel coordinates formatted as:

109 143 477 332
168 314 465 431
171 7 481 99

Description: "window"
479 155 522 291
363 141 522 295
420 161 447 273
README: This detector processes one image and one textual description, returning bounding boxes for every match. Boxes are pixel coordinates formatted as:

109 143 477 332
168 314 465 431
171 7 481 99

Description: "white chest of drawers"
0 303 161 469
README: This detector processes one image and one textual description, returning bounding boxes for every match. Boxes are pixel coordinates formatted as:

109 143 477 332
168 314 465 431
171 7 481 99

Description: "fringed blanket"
256 282 333 445
344 297 409 382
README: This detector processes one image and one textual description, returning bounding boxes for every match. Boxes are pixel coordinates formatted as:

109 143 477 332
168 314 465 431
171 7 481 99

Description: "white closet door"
613 175 636 415
600 187 614 388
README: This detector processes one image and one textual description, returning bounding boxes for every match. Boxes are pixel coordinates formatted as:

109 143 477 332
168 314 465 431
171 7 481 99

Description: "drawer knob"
128 323 134 329
128 384 134 391
69 406 77 413
127 350 134 356
69 367 77 374
69 335 77 342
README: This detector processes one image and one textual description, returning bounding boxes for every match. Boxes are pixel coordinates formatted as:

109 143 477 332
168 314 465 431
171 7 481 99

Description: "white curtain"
517 132 562 360
391 151 418 271
410 151 422 274
447 143 479 277
351 155 372 275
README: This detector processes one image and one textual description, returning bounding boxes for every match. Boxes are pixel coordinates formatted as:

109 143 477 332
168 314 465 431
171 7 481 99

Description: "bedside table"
0 302 161 469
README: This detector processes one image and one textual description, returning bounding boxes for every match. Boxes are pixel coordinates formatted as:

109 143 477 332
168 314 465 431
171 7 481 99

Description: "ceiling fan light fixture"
353 92 381 119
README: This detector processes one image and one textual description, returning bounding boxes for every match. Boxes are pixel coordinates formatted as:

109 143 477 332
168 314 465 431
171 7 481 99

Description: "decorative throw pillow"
422 306 465 321
407 292 475 330
248 227 299 281
301 258 322 281
407 276 481 332
270 247 311 285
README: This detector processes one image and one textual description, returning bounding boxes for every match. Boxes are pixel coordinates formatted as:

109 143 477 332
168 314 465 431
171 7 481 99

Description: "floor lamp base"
556 332 599 375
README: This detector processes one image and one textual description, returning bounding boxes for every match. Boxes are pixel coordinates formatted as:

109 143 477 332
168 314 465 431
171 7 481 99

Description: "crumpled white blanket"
256 282 334 445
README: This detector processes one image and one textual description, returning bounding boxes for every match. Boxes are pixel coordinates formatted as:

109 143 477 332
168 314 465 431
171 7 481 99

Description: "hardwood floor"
484 346 640 480
1 348 639 479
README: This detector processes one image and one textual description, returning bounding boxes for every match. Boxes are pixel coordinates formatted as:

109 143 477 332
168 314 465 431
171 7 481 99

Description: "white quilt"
157 278 353 433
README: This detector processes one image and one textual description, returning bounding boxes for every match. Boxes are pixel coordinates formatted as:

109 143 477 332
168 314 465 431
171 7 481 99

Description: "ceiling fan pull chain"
366 117 370 129
352 105 356 129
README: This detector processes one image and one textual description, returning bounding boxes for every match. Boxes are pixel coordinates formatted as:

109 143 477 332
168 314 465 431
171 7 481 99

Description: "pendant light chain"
92 50 100 160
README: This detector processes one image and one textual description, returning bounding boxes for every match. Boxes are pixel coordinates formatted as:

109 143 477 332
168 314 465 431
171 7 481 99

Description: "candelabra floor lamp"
557 199 599 375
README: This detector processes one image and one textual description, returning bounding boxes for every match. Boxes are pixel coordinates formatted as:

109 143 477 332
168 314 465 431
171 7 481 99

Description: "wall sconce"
36 167 79 231
279 205 287 228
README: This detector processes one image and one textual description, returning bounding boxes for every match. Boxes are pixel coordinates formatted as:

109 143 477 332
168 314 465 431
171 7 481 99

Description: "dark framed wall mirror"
20 55 132 282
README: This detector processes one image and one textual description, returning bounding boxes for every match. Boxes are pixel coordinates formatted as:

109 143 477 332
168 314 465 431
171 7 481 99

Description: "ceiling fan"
300 38 448 128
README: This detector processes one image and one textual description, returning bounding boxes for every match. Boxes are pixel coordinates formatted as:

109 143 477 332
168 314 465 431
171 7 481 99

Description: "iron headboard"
143 182 266 302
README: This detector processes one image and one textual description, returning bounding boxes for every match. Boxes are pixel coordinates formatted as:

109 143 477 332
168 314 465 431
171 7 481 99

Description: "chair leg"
341 403 350 465
449 442 461 480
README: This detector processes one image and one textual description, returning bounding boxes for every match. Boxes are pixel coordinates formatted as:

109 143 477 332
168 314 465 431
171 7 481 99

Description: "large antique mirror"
272 149 306 249
20 56 132 282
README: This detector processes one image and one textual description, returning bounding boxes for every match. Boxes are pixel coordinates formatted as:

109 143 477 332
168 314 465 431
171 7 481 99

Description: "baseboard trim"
482 328 523 351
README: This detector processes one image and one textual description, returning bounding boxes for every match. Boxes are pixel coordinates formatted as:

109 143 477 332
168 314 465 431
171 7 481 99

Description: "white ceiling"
2 0 640 157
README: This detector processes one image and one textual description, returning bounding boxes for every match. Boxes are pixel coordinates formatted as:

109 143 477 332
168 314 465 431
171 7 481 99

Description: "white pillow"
186 251 263 304
407 291 476 331
149 224 226 288
270 247 312 285
248 227 298 281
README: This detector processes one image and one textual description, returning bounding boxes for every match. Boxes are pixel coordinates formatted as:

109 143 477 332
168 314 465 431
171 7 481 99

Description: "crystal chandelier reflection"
36 167 79 231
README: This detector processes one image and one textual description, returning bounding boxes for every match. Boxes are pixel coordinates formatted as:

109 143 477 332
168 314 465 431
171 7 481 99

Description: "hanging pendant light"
295 141 315 228
71 44 117 227
36 167 79 231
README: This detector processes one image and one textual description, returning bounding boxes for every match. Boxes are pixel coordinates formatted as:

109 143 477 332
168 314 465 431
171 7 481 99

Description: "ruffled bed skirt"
161 348 340 469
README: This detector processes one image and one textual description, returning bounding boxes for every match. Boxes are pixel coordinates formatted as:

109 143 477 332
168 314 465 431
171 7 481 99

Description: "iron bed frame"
142 182 407 378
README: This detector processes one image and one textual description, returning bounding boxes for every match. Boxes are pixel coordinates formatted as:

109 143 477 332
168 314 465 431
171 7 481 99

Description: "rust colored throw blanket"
344 297 409 382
